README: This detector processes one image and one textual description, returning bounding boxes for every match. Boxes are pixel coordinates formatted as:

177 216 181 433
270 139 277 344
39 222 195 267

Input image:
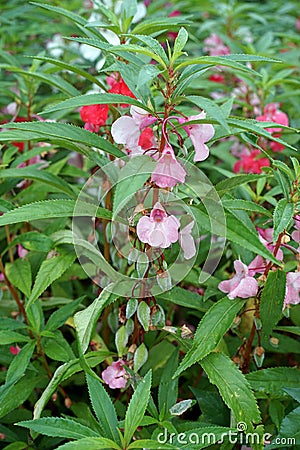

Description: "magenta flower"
137 202 180 248
102 360 127 389
9 345 21 356
256 103 289 133
179 221 196 260
284 272 300 307
182 112 215 162
203 34 230 56
18 244 28 259
248 255 265 276
151 144 186 188
257 227 283 261
218 260 259 300
292 215 300 249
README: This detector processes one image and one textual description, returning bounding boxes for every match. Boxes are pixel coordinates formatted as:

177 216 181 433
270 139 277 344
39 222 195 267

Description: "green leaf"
137 301 150 332
0 200 112 226
172 27 188 61
0 167 76 198
267 406 300 448
174 298 245 377
273 199 295 242
115 326 128 356
74 287 118 354
0 122 124 159
157 286 212 312
0 374 41 419
113 155 156 215
191 205 280 265
11 231 54 253
246 367 300 397
39 93 152 116
158 349 179 418
54 438 122 450
126 298 138 319
216 174 265 196
222 200 272 218
17 417 99 439
6 259 32 298
33 350 112 419
43 331 75 362
128 440 177 449
0 331 29 345
134 343 148 372
260 270 286 337
6 340 35 384
275 326 300 336
86 373 120 444
45 297 84 332
283 388 300 403
129 34 169 66
27 251 76 309
187 96 230 132
124 371 152 445
201 353 261 430
175 55 268 74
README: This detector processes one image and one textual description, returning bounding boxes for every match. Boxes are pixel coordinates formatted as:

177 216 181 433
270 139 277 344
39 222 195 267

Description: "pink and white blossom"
137 202 180 248
130 105 157 129
111 116 142 155
218 260 258 300
181 112 215 162
179 221 196 260
150 144 186 188
102 360 127 389
284 272 300 307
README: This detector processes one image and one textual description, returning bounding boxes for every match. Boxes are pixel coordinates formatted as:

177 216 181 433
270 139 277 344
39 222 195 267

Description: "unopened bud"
128 343 137 354
51 393 58 402
64 397 72 408
270 337 279 347
254 346 265 357
0 433 5 440
281 234 290 244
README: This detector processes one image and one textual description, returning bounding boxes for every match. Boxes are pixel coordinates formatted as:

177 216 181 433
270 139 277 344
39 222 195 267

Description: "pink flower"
9 345 21 355
256 103 289 133
80 104 109 132
248 255 266 276
111 116 141 155
102 360 127 389
233 149 270 174
257 227 284 261
18 244 28 259
150 144 186 188
284 272 300 307
181 112 215 162
130 105 157 129
218 260 259 300
179 221 196 260
137 202 180 248
292 215 300 250
203 34 230 56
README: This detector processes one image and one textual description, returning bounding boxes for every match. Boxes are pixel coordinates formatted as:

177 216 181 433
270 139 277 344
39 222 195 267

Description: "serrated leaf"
267 406 300 448
260 270 286 337
128 440 177 449
43 331 75 362
273 199 294 242
0 167 76 198
174 297 245 377
126 298 138 319
45 297 84 331
201 353 261 430
74 287 118 354
39 93 152 116
246 367 300 397
0 200 112 226
191 205 280 265
33 350 112 419
169 399 193 416
86 373 120 444
124 371 152 445
137 301 150 332
0 374 41 419
113 155 155 215
173 27 188 59
6 340 35 384
17 417 99 439
0 122 124 158
115 326 128 356
134 343 148 372
158 349 179 418
0 331 29 345
129 34 169 66
11 231 53 253
187 95 230 132
6 259 32 298
27 251 76 309
216 174 264 196
54 438 122 450
157 286 212 312
222 200 272 217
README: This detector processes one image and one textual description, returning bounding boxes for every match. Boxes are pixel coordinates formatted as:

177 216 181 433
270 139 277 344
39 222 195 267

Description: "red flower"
80 104 109 132
138 127 155 150
233 150 270 174
209 73 225 83
108 74 136 107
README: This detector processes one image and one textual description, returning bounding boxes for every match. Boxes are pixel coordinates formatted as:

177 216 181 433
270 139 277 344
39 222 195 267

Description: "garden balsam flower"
203 33 230 56
233 149 270 174
80 104 109 132
256 103 289 152
284 272 300 308
150 143 186 188
137 202 179 248
180 112 215 162
218 259 259 299
101 360 127 389
179 220 196 260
